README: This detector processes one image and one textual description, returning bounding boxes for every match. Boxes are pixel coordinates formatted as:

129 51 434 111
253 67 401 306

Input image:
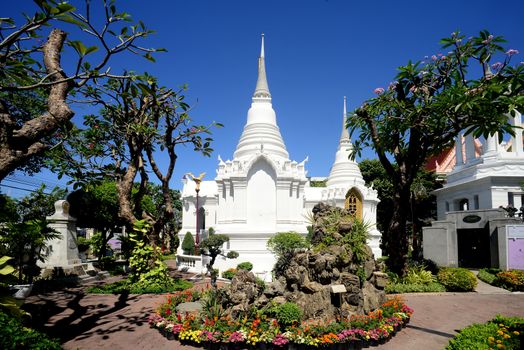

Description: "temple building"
178 36 380 277
423 115 524 270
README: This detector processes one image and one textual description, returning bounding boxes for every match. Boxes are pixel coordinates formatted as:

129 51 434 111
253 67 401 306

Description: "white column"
484 133 498 154
465 134 476 163
513 110 523 156
455 135 464 166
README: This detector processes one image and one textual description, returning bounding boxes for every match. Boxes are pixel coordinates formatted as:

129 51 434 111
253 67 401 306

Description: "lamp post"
187 172 206 255
195 186 200 255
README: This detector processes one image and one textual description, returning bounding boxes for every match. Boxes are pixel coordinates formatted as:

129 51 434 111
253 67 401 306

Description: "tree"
50 75 220 250
0 186 64 283
359 159 441 257
199 234 238 288
0 0 158 181
16 185 67 222
348 31 524 275
182 232 195 255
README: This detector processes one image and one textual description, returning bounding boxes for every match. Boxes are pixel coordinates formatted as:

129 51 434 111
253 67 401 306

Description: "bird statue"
187 172 206 191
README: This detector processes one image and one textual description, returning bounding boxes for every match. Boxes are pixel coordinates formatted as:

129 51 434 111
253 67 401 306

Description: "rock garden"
149 203 414 348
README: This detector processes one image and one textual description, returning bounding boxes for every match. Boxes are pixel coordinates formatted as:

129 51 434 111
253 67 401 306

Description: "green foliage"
182 232 196 255
446 315 523 350
1 0 158 180
310 180 327 187
126 220 176 292
0 220 59 284
199 234 238 288
0 310 61 350
348 31 524 276
478 268 500 285
267 231 308 259
385 282 446 294
87 277 192 294
221 268 237 280
437 268 477 292
495 270 524 292
226 251 239 259
271 302 303 327
0 256 26 319
341 219 370 264
237 261 253 271
403 265 436 285
88 232 113 260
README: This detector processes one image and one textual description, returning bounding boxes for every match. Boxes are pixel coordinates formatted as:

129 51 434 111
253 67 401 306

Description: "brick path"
22 274 524 350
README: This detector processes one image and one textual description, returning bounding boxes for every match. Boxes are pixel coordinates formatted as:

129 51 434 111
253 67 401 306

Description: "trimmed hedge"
437 267 477 292
385 282 446 294
477 268 500 285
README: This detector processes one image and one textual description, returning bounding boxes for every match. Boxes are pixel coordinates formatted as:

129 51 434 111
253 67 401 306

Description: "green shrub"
221 268 237 280
478 268 500 285
404 265 435 285
267 232 308 258
182 231 195 255
496 270 524 292
237 262 253 271
437 267 477 292
385 282 446 294
446 315 524 350
87 277 192 294
0 310 61 350
272 302 302 327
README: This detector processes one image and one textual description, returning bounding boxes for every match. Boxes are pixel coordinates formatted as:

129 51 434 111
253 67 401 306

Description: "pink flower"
492 62 503 70
373 87 385 95
506 49 519 56
431 55 437 61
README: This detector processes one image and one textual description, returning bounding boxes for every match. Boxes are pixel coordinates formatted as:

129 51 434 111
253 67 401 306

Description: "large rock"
223 203 388 322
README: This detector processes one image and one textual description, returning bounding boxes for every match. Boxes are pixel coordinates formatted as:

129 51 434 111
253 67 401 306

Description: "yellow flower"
513 331 520 335
496 344 504 349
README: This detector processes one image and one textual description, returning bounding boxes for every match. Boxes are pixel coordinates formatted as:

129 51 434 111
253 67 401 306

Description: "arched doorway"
345 188 363 219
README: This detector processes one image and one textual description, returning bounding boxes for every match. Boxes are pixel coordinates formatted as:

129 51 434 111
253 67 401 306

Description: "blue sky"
2 0 524 197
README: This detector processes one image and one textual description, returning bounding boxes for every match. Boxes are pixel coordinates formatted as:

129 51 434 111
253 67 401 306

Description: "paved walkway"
22 275 524 350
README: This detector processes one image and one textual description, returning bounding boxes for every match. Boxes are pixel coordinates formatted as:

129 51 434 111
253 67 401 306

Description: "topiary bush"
236 261 253 271
271 302 303 327
0 310 61 350
437 267 477 292
181 231 195 255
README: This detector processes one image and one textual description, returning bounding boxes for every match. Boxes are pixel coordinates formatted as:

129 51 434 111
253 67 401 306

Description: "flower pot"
11 284 33 300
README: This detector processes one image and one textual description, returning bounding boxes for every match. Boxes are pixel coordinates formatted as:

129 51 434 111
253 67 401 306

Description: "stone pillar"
45 200 80 267
455 135 464 167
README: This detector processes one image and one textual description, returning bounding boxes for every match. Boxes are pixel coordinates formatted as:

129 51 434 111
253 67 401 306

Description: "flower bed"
149 291 413 349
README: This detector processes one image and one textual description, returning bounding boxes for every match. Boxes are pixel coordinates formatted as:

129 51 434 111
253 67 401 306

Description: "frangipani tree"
348 31 524 275
0 0 159 180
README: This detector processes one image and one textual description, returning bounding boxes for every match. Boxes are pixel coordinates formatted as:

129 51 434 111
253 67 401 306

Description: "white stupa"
179 36 381 278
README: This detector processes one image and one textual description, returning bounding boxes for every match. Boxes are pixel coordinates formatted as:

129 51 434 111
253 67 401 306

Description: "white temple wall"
247 159 276 229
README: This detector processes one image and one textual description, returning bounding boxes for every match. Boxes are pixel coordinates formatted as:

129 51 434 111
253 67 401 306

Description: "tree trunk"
386 186 411 276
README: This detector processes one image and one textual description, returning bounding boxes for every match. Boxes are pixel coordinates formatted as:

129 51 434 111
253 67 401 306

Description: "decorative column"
45 200 80 267
465 134 476 163
512 110 523 156
455 135 464 167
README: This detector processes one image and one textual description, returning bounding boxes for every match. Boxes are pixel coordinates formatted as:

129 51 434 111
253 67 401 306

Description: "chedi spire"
253 33 271 99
